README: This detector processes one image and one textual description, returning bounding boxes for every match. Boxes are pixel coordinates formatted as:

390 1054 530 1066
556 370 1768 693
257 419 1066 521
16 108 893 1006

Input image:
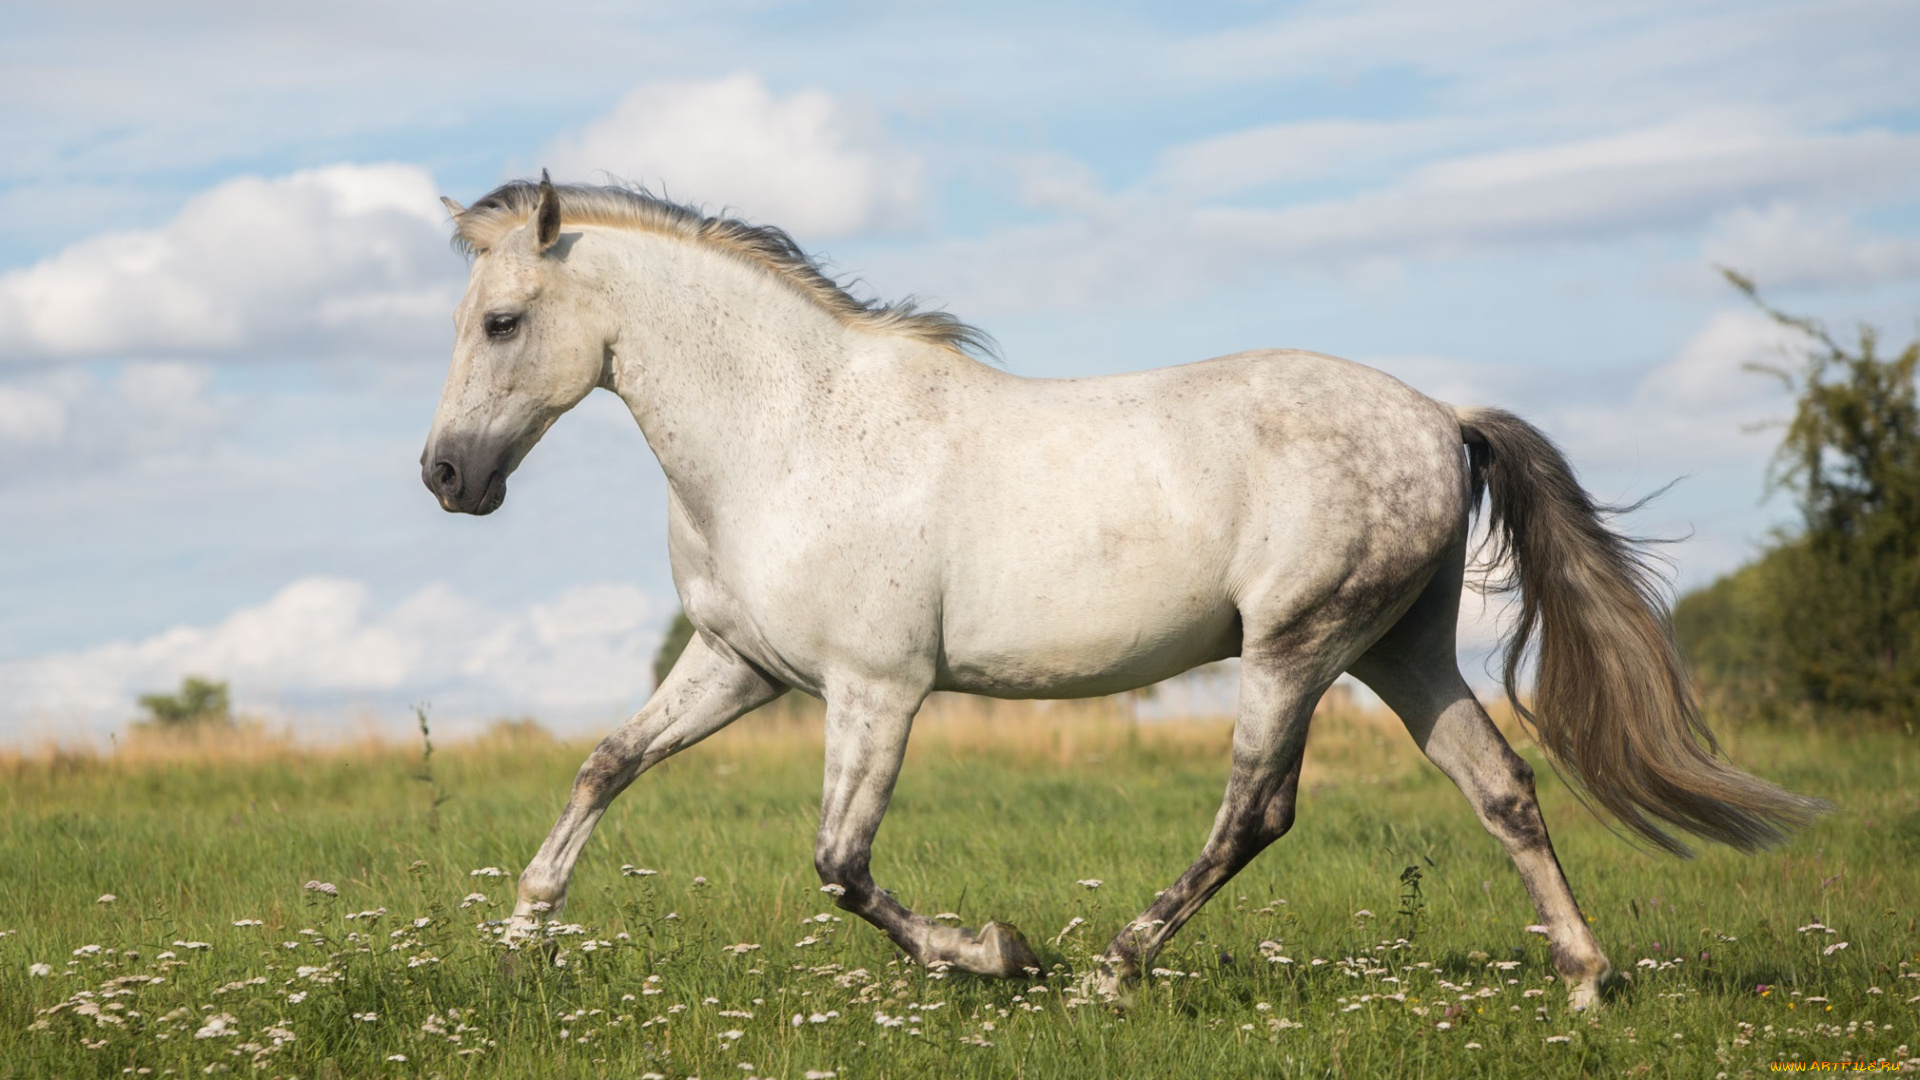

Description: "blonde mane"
452 180 993 358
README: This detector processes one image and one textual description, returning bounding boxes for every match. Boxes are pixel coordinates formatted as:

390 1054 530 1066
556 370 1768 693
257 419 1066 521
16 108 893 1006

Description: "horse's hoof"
1075 964 1134 1008
496 938 558 986
977 921 1042 979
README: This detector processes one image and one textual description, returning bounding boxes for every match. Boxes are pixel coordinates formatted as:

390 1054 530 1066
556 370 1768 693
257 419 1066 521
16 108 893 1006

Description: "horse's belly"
935 595 1241 698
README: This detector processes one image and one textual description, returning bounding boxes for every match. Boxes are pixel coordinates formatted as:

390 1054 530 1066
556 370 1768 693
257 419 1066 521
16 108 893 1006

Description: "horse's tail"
1456 406 1827 856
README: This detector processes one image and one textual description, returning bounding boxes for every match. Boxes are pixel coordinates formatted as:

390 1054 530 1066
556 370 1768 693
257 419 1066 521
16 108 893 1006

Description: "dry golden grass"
0 686 1528 791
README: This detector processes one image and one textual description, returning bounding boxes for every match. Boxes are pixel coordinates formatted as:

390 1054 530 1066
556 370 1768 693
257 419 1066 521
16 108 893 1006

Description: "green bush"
1675 272 1919 722
135 675 233 728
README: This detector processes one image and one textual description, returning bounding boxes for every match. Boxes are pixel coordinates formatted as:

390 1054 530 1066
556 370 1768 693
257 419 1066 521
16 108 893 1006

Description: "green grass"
1 707 1915 1079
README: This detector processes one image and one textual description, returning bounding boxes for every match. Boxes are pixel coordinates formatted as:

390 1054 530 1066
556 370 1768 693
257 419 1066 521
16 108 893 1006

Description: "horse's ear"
536 169 562 251
440 196 466 218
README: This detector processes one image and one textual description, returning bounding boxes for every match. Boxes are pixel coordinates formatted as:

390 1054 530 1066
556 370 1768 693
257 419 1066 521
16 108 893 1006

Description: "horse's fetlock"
517 868 566 908
1548 940 1610 982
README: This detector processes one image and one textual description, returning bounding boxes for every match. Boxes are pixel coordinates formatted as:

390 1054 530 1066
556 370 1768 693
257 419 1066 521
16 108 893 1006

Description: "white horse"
422 174 1821 1007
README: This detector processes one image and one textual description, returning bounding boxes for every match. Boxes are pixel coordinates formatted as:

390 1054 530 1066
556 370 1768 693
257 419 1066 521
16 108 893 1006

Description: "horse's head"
422 173 609 515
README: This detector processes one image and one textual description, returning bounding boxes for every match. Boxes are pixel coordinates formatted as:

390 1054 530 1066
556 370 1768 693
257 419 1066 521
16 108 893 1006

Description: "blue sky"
2 0 1917 743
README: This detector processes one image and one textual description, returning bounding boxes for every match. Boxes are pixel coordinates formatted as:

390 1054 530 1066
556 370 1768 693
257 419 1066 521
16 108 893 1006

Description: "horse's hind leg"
509 634 783 934
1096 641 1322 990
814 678 1042 978
1349 557 1611 1009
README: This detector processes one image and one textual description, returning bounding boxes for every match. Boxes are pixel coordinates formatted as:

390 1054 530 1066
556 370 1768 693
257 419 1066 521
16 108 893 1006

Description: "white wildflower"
232 919 262 927
461 893 489 908
819 883 845 896
28 962 52 977
302 881 337 896
1076 879 1103 889
194 1014 238 1039
96 894 116 904
1824 941 1849 956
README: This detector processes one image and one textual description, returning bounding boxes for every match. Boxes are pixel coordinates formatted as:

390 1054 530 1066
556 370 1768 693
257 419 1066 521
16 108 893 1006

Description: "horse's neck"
594 232 854 500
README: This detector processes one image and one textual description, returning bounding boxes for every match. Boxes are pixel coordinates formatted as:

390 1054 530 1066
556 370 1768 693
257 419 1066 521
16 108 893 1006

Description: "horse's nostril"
430 460 459 495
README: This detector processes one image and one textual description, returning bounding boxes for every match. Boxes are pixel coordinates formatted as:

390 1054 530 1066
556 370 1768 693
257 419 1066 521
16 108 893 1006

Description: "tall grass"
2 698 1914 1078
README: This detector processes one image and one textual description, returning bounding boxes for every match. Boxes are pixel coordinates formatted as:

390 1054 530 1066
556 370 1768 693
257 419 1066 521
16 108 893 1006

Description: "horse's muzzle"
422 437 509 516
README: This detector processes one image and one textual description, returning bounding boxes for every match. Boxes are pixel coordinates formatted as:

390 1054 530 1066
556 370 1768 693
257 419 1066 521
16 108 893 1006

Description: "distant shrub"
1675 272 1919 723
136 676 233 728
486 718 553 744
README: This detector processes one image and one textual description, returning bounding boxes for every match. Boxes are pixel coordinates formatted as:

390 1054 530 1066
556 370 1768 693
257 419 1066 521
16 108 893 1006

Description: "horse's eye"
484 312 520 339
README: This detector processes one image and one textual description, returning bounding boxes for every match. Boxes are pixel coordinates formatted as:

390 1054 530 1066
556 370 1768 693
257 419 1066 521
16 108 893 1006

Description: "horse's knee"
813 843 871 907
573 736 644 802
1262 798 1297 842
1261 768 1303 840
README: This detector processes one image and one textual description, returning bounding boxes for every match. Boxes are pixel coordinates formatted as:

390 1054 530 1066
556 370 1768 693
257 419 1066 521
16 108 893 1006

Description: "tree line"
1673 271 1919 722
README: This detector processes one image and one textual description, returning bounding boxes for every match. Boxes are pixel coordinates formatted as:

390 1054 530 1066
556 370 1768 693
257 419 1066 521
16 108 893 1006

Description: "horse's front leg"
815 679 1042 979
507 635 783 936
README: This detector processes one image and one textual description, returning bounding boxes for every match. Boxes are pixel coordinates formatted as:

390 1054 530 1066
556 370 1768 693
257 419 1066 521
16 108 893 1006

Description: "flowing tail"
1457 406 1828 856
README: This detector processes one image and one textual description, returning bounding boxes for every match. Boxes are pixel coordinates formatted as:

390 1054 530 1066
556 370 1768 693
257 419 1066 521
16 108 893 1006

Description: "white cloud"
0 164 459 362
0 577 667 739
1201 117 1920 260
0 361 231 478
888 113 1920 318
1175 0 1920 132
1150 119 1457 199
1705 202 1920 290
537 74 922 238
0 378 71 446
1551 308 1794 471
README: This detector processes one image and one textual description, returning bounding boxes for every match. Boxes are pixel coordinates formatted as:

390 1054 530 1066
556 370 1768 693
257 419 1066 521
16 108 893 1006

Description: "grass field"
2 696 1916 1078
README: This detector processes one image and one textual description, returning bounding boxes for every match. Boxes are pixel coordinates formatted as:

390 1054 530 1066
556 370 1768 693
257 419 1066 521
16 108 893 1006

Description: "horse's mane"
452 180 993 358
